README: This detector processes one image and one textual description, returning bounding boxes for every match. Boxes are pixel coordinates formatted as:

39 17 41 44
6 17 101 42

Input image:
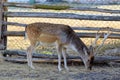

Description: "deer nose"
87 65 92 70
89 66 92 70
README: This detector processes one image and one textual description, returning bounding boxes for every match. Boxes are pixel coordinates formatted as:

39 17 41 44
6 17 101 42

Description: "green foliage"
34 4 70 10
42 51 53 54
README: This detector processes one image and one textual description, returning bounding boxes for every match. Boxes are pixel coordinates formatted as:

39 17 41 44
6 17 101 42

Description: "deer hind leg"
62 47 69 71
27 45 35 69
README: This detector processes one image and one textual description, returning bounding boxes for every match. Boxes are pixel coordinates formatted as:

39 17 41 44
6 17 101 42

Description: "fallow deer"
25 22 111 71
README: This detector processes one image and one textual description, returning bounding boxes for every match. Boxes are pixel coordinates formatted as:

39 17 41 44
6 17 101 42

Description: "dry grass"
0 60 119 80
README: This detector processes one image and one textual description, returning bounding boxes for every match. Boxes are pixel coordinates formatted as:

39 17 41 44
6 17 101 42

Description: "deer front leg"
56 44 62 71
27 46 35 69
62 47 69 71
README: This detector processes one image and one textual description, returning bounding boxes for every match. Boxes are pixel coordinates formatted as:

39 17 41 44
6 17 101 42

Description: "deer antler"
93 28 112 55
92 30 103 47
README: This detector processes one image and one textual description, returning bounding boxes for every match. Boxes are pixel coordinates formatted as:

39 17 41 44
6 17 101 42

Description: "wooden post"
0 0 7 50
0 12 1 43
0 0 4 49
3 0 7 50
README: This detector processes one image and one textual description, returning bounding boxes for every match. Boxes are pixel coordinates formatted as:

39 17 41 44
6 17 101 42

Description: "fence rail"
3 21 120 32
3 2 120 14
3 21 120 38
5 12 120 21
3 31 120 39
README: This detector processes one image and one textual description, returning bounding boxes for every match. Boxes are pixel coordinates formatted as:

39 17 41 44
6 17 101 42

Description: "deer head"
83 28 112 70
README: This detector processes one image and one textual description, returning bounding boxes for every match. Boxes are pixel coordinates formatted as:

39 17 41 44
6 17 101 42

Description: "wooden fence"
0 0 120 50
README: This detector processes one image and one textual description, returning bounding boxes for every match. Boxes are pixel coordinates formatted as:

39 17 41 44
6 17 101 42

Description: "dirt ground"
0 59 119 80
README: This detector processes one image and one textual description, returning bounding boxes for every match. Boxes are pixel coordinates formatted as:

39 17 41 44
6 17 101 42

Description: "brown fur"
26 22 94 71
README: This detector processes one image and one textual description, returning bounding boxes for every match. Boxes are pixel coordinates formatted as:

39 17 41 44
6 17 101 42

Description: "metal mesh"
7 4 120 55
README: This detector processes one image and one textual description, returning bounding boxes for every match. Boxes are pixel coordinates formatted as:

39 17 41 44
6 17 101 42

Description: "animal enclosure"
0 0 120 80
0 0 120 65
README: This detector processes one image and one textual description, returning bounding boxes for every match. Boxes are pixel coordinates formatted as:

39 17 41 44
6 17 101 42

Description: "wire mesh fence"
7 3 120 56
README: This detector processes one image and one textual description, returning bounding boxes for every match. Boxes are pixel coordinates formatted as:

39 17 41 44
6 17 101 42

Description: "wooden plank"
3 22 120 32
3 2 33 8
70 7 120 14
77 33 120 39
3 31 120 39
3 50 120 64
3 50 58 59
3 21 27 27
72 27 120 32
3 31 25 36
3 21 120 32
4 57 120 64
5 12 120 21
3 2 120 14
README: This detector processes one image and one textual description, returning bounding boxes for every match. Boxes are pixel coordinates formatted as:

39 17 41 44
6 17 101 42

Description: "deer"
25 22 111 71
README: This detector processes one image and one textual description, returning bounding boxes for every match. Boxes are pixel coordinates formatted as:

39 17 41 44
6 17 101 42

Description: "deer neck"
71 36 89 55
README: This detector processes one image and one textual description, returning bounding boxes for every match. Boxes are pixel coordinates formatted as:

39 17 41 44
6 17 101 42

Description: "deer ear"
89 45 94 56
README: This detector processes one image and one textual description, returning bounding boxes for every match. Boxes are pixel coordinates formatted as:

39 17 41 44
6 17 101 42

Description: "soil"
0 60 119 80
